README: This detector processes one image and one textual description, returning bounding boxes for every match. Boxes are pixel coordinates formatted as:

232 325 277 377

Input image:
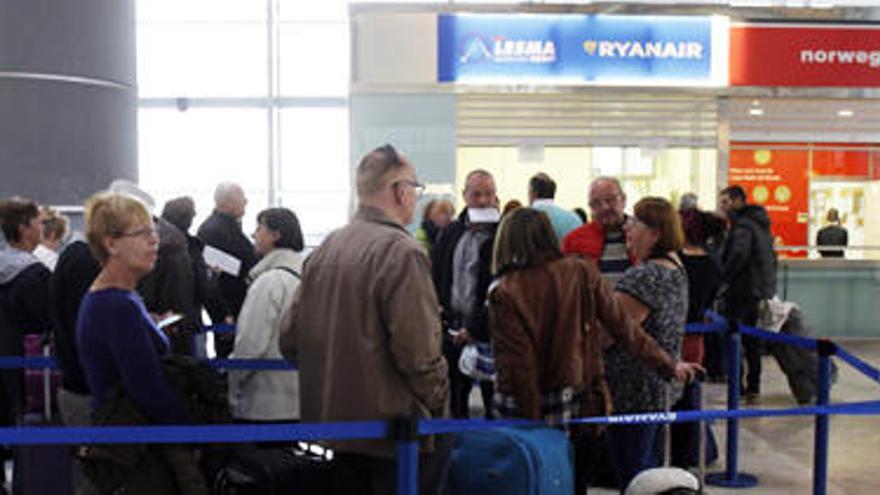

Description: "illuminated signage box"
731 23 880 87
437 14 728 86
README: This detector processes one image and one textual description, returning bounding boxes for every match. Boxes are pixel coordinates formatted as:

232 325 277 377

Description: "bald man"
562 177 635 284
197 182 256 357
281 144 449 494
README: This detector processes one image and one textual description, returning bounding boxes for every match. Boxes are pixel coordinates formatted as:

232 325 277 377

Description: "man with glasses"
562 176 635 284
431 169 500 419
281 144 449 495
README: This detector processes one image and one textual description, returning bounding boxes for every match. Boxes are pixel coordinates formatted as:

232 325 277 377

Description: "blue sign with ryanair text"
437 14 726 86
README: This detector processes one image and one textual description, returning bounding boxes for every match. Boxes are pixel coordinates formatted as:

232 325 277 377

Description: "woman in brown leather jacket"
487 207 701 494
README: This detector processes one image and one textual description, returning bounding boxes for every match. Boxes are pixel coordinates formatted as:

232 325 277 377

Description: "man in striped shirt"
561 177 633 283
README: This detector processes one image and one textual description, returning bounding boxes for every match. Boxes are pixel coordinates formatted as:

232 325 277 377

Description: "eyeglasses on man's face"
394 179 426 197
589 195 622 209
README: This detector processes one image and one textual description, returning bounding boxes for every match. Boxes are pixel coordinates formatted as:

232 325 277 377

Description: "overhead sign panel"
437 14 728 86
731 24 880 87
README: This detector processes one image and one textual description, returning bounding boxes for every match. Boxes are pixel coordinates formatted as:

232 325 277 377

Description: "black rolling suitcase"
216 443 333 495
767 306 837 404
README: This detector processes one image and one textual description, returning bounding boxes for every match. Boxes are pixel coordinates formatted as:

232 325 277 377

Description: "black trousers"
726 296 762 394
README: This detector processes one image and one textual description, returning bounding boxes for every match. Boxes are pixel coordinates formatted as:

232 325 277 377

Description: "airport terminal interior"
4 0 880 493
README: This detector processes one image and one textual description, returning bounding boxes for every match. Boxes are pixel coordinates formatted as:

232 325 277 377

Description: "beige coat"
280 206 449 458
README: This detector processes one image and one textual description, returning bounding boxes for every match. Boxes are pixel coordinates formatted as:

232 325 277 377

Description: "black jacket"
721 204 777 301
51 240 101 394
430 209 497 342
816 225 848 258
0 249 53 422
196 210 256 323
139 218 202 355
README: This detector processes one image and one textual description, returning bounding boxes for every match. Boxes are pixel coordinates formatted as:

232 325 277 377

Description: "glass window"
279 107 350 192
279 0 348 21
279 22 350 96
138 107 268 208
278 191 349 249
137 0 266 22
137 23 268 97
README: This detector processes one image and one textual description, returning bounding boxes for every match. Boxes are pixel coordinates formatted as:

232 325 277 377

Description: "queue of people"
0 143 782 494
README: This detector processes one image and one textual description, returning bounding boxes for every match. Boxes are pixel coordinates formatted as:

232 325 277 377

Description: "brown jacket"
488 256 676 423
279 206 449 458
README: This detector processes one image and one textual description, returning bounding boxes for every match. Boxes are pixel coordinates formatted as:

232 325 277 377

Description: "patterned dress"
605 260 688 414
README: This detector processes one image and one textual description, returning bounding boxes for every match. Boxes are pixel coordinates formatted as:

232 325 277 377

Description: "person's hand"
673 362 705 384
453 328 473 347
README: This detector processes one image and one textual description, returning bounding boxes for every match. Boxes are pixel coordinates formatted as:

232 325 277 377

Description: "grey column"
0 0 136 206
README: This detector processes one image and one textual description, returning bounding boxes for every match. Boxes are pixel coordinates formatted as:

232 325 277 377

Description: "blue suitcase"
444 426 574 495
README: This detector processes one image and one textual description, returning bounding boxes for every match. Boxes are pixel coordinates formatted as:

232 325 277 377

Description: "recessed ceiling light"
838 110 854 117
750 108 764 116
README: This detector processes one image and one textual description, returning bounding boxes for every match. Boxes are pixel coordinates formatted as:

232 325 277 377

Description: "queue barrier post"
706 318 759 488
813 339 836 495
391 412 420 495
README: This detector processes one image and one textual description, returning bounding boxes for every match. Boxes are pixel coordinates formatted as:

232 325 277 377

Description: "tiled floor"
592 339 880 494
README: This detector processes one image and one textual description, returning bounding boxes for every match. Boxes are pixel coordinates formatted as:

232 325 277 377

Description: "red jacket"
561 221 637 265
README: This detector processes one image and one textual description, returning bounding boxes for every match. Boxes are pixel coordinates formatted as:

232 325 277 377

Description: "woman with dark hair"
488 207 701 494
229 207 304 422
605 197 690 487
670 209 724 468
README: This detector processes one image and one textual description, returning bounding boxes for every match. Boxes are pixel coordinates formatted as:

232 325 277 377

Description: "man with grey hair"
281 144 450 494
432 169 500 419
562 176 634 284
197 182 256 357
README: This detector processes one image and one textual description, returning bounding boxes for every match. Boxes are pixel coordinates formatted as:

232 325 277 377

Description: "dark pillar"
0 0 137 205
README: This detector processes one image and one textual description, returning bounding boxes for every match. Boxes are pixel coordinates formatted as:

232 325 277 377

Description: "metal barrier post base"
706 472 759 488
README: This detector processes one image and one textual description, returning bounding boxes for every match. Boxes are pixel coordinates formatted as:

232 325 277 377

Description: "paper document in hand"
203 245 241 276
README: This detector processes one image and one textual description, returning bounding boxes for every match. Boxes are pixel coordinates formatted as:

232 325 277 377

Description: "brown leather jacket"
488 256 676 424
280 206 449 458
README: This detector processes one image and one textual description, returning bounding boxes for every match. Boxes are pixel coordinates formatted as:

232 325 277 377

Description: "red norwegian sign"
730 24 880 87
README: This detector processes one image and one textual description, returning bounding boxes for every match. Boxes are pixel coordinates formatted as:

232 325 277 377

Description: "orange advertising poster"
729 147 809 258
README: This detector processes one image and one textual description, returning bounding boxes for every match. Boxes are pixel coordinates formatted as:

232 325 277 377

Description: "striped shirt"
599 230 631 285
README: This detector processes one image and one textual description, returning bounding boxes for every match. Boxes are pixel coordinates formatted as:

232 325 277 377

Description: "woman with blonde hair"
488 207 701 494
77 192 207 494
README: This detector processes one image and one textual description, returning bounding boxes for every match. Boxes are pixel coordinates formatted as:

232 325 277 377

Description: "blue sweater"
76 288 188 424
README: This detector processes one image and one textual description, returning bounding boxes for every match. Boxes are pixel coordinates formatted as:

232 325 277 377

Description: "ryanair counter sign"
437 14 728 86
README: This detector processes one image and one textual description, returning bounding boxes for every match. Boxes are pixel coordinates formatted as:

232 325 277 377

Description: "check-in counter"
777 259 880 338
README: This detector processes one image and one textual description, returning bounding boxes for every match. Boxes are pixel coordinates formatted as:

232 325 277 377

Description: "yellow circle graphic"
752 185 769 204
775 185 792 204
754 150 772 165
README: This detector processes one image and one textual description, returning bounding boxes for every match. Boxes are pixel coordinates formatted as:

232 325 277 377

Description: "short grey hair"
214 182 243 206
356 144 409 199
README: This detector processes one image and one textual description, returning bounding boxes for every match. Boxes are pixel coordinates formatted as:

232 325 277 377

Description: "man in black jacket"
197 183 256 358
719 185 777 400
431 169 499 419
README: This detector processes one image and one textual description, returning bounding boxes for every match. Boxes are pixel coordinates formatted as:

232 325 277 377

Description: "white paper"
156 313 183 330
467 207 500 224
203 245 241 277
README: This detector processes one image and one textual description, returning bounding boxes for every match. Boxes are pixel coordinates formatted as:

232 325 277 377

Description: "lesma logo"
460 35 556 64
800 49 880 69
583 40 704 60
